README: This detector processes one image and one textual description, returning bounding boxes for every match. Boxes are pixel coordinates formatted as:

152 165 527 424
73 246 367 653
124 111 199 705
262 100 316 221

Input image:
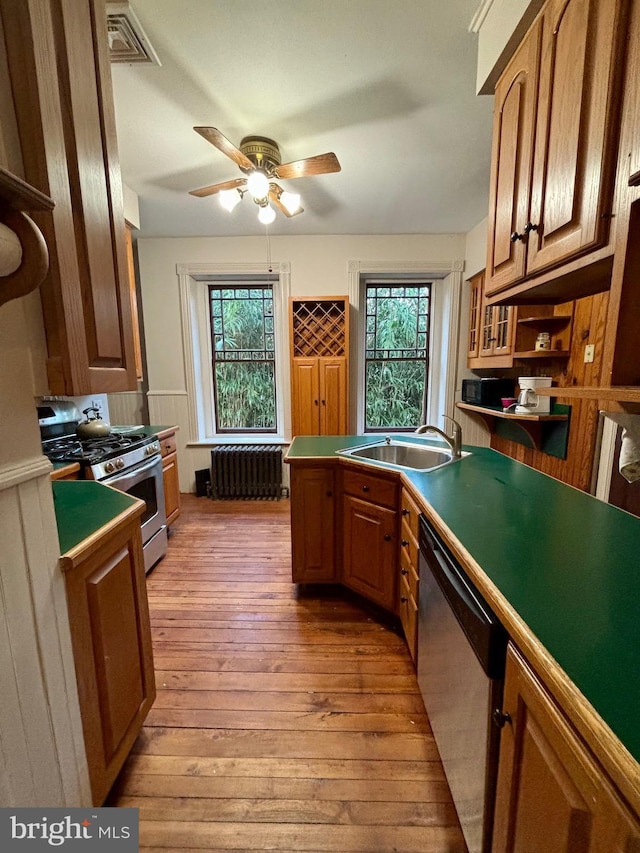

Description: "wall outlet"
91 398 105 418
584 344 595 363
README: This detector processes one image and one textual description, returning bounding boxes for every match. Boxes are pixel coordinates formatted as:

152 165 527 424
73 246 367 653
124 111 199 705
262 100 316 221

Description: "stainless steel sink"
336 439 470 472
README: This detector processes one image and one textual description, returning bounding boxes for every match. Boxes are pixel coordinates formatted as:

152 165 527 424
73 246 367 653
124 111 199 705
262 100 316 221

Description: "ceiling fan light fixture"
247 170 270 200
258 204 276 225
279 190 302 216
219 189 242 212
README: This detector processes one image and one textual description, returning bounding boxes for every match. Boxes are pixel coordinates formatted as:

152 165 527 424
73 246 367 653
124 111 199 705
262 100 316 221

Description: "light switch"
584 344 595 363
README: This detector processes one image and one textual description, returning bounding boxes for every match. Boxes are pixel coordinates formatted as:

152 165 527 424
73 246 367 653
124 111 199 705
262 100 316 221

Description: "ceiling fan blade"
269 183 304 217
193 127 253 170
274 152 341 180
189 178 246 198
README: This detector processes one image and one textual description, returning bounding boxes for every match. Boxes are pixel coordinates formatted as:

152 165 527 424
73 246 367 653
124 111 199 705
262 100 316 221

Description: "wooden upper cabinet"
1 0 137 394
467 271 483 360
485 0 627 300
486 19 541 296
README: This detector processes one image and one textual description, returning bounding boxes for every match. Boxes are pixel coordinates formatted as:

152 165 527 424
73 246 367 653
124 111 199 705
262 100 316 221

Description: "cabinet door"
493 644 640 853
467 272 483 359
342 494 396 611
485 19 541 296
319 357 348 435
63 520 155 805
1 0 137 394
290 465 336 583
291 358 320 436
162 452 181 526
526 0 624 276
479 303 515 362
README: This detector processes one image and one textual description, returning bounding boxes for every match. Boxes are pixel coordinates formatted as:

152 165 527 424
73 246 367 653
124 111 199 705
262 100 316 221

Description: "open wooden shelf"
457 402 570 458
517 314 572 326
513 349 570 359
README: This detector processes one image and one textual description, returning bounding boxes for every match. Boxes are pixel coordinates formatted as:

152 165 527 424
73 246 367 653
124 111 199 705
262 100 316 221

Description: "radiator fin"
211 445 282 500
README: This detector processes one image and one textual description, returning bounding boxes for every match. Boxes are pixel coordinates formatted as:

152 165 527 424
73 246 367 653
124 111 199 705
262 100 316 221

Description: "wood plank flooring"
109 494 467 852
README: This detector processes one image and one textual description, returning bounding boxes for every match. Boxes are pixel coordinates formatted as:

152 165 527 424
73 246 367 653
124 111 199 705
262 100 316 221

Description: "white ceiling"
110 0 494 239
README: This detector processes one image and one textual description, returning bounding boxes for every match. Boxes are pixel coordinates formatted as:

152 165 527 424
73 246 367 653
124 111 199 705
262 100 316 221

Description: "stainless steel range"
39 400 168 573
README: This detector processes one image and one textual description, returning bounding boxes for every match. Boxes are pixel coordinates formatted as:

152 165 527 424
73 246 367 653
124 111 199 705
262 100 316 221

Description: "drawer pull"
401 539 409 547
384 533 392 542
400 596 408 603
400 568 408 576
402 507 409 516
362 485 370 492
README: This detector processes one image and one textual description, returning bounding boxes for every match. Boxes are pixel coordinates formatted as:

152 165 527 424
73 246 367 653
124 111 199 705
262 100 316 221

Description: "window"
208 283 276 433
364 283 432 431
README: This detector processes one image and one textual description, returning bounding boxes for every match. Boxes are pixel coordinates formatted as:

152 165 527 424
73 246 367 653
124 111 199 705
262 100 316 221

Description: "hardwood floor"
109 494 467 852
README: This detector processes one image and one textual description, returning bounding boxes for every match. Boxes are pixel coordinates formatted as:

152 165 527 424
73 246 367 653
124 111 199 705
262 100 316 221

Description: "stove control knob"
116 458 125 469
146 443 158 455
104 461 115 474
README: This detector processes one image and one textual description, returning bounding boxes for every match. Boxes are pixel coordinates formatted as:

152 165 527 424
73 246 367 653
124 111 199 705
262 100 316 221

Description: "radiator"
211 445 283 500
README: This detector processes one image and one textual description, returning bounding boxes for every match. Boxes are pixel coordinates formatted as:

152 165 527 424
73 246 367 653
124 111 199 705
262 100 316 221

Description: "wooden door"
526 0 624 276
493 644 640 853
319 357 348 435
291 358 320 436
485 19 541 296
290 464 336 583
342 495 396 611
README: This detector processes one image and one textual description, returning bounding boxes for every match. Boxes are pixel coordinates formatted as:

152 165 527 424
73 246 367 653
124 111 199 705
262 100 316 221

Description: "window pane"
364 283 431 430
214 362 276 430
209 284 276 432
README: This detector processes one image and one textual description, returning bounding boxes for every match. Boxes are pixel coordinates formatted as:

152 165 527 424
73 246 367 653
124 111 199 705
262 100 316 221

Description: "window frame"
363 281 433 433
177 263 290 444
208 282 277 434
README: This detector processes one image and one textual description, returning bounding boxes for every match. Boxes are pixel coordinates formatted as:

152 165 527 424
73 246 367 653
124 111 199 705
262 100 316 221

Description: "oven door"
101 454 168 572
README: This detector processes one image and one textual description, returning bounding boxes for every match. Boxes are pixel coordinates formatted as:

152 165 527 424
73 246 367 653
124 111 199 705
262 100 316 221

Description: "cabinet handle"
510 230 524 242
400 596 408 603
523 221 539 235
384 533 392 542
492 709 512 729
401 568 408 576
401 508 409 516
314 399 319 405
362 485 370 492
401 539 409 547
321 399 326 405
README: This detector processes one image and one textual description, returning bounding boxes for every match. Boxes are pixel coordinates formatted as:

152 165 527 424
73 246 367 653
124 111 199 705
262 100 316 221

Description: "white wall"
137 233 468 491
473 0 545 94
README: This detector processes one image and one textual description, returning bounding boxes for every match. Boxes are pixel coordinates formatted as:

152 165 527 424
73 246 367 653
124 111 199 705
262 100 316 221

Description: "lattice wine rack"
290 297 349 358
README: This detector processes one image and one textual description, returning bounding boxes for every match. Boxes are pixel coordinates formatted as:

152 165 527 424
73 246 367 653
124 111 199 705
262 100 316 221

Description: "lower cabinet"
158 426 181 526
61 511 155 805
493 644 640 853
341 468 398 611
290 463 336 583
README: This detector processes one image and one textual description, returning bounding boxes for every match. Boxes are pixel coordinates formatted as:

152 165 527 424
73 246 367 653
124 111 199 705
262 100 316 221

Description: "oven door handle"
101 454 161 489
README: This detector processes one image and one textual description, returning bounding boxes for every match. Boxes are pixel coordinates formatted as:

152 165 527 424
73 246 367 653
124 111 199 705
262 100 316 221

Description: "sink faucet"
414 415 462 457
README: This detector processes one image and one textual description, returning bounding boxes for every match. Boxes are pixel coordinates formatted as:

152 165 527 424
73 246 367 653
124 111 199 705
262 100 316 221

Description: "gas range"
42 431 161 480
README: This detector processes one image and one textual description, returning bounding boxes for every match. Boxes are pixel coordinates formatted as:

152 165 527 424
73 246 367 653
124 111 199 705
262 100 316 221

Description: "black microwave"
461 378 515 406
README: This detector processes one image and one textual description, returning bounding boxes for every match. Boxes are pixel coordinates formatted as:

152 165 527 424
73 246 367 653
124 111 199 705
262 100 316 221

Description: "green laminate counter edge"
285 436 640 809
53 480 144 557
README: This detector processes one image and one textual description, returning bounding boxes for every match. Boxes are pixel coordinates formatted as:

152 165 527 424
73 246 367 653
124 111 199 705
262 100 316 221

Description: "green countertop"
286 435 640 768
52 480 141 554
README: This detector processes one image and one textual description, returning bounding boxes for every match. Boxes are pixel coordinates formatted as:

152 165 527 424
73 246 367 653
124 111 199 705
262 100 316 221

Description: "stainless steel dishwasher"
417 515 508 853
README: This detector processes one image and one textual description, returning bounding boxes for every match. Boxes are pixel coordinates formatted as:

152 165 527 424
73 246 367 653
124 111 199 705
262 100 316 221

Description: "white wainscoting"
107 390 148 426
0 458 90 806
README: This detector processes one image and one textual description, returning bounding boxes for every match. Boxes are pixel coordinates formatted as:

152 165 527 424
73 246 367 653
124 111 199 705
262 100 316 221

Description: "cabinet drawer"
400 488 421 540
160 433 177 458
341 467 398 509
400 524 418 570
400 546 419 600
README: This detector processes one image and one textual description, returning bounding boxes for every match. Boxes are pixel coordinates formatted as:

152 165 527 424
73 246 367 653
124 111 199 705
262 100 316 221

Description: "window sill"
187 436 288 448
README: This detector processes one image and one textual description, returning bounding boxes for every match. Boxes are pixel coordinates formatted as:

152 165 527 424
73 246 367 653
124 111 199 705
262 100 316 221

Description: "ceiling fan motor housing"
239 136 281 174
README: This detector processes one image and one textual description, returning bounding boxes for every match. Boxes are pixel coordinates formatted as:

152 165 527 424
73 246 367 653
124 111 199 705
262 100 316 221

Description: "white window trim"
177 262 291 444
348 259 464 434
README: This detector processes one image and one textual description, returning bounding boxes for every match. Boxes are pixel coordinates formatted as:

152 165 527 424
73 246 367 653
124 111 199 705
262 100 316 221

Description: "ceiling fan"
189 127 341 222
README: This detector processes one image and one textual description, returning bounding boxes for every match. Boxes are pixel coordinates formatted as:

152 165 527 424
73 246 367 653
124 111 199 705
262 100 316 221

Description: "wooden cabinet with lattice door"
290 296 349 436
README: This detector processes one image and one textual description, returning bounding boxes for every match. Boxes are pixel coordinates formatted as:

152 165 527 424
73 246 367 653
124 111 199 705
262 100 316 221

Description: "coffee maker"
515 376 552 414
